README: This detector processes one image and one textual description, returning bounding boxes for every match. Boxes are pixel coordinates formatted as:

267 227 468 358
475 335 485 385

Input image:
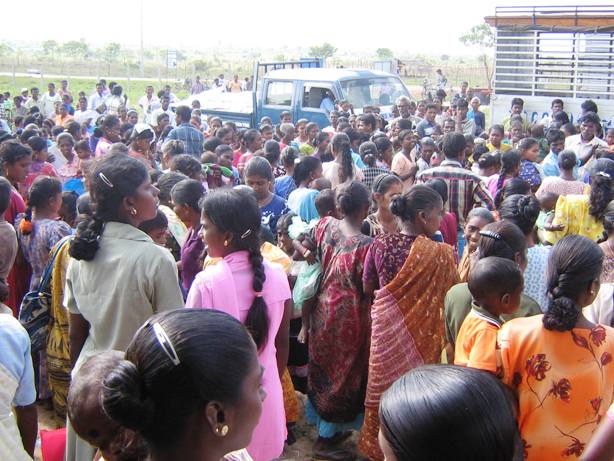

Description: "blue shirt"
352 151 366 169
416 119 437 138
166 123 205 156
468 110 485 133
541 151 580 179
261 194 289 236
0 314 36 406
274 175 297 200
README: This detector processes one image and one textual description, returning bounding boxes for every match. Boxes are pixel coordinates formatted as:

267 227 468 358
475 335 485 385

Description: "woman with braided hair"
65 153 183 461
486 148 521 203
497 235 614 459
323 132 364 189
186 187 291 461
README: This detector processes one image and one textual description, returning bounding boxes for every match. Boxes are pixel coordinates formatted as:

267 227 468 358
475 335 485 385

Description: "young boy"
138 209 169 247
454 256 523 373
67 351 148 461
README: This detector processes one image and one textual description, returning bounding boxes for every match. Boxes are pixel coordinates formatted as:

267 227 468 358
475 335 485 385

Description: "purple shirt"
180 225 204 291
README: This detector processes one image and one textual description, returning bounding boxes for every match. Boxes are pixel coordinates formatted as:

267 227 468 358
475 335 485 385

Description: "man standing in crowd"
25 87 41 112
165 105 204 156
139 85 159 124
191 76 205 95
40 83 62 118
89 82 107 113
151 95 175 128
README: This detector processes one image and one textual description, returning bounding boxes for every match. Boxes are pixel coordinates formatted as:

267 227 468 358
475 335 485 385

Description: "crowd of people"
3 76 614 461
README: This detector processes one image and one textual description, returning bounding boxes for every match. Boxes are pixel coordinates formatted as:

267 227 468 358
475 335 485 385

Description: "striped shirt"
166 123 204 156
416 160 495 228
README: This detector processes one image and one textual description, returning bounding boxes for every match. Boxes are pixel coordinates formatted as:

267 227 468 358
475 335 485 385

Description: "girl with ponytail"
186 187 291 461
323 132 364 189
497 235 614 459
547 157 614 244
64 153 184 461
486 148 521 200
15 176 70 289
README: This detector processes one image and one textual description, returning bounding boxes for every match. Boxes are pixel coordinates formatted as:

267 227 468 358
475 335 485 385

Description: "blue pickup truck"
178 59 411 128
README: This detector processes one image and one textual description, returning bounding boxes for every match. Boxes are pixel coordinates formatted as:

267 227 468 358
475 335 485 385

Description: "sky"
4 0 613 56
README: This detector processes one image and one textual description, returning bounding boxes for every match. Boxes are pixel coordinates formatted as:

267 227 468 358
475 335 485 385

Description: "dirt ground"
34 391 358 461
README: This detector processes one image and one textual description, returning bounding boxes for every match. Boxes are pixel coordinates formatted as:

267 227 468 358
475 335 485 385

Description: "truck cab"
178 60 410 129
258 68 410 126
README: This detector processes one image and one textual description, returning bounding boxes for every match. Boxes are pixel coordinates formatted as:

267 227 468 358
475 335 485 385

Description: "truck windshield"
339 77 409 108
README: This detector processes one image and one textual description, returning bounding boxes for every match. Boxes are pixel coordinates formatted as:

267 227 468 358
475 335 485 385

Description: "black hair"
511 97 524 108
171 179 205 212
359 113 376 131
313 132 329 149
336 181 370 217
0 140 32 165
582 100 599 114
543 235 603 331
396 119 412 132
263 140 281 164
201 189 269 350
215 127 231 140
373 136 392 157
518 137 538 156
281 146 299 169
70 154 149 261
19 176 63 235
359 141 378 167
0 177 11 215
101 114 120 131
175 106 191 122
468 256 523 305
589 158 614 220
379 365 517 461
478 152 500 171
276 211 296 236
442 132 466 159
581 111 602 127
215 144 234 157
552 111 570 126
495 176 529 209
332 133 354 183
203 137 222 153
498 194 540 236
372 173 402 196
489 124 504 136
293 156 321 187
157 172 188 206
603 201 614 240
170 154 202 179
101 309 257 455
478 220 527 266
138 209 169 235
467 207 495 224
315 189 337 217
243 129 260 149
390 185 442 223
558 150 577 171
546 129 565 144
425 178 448 205
26 135 47 153
61 190 79 220
244 156 273 182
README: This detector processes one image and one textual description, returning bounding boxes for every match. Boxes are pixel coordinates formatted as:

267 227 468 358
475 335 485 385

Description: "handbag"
19 236 71 353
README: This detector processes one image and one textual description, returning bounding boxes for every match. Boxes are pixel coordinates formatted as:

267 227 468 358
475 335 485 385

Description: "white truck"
485 5 614 129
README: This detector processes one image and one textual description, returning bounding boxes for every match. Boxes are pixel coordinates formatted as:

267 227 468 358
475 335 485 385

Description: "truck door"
260 79 295 125
298 82 336 128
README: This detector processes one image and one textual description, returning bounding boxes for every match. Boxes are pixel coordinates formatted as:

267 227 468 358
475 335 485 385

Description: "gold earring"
216 425 229 436
130 208 137 216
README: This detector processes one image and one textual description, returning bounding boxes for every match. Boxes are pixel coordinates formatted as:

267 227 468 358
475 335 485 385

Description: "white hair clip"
596 171 612 179
98 172 114 188
152 322 180 366
241 229 253 239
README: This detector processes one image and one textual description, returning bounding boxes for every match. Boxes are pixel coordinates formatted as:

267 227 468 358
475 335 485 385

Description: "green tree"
376 48 394 59
42 40 58 63
459 23 495 89
61 40 89 60
0 42 12 58
308 43 337 59
103 42 121 74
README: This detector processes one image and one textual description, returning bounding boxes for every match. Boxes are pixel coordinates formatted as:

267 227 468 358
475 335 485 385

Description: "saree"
46 237 73 423
358 236 459 461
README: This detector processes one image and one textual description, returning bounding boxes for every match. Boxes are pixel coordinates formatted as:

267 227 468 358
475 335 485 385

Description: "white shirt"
151 107 176 127
74 109 99 126
139 95 160 123
88 92 107 112
40 92 62 118
565 134 607 161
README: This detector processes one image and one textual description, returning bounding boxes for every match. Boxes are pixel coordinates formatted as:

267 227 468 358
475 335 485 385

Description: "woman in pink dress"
186 188 291 461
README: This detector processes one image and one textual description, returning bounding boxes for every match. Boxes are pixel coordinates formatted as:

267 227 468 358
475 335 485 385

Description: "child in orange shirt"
454 256 523 373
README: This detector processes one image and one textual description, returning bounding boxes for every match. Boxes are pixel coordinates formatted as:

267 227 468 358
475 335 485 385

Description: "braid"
19 206 34 235
69 214 105 261
340 144 354 183
245 243 269 351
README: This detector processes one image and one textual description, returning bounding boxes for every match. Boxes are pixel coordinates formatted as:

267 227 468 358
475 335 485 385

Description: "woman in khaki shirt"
64 153 184 461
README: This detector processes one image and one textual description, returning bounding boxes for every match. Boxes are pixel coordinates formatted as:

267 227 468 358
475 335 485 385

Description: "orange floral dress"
498 316 614 459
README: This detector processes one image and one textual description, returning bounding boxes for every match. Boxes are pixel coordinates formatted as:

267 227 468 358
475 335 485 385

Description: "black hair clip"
479 230 502 240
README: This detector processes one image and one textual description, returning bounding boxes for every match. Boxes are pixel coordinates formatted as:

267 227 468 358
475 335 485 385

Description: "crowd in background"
3 76 614 461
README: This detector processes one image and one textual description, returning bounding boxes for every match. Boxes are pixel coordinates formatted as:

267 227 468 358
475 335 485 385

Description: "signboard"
167 49 177 69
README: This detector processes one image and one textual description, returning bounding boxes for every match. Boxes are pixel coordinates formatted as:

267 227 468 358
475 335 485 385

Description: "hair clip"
254 291 263 298
98 172 114 188
241 229 253 239
479 230 502 241
152 322 180 366
596 171 612 179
